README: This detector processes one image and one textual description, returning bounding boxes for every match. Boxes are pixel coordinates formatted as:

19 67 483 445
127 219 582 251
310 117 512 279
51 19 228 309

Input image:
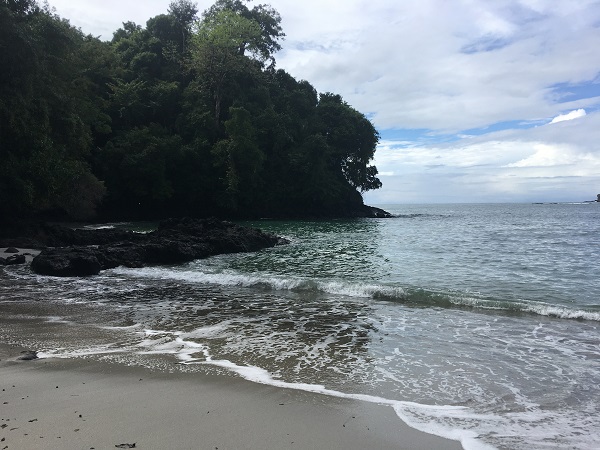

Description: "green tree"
190 9 263 129
317 93 382 192
167 0 198 53
0 1 109 220
202 0 284 66
212 106 264 211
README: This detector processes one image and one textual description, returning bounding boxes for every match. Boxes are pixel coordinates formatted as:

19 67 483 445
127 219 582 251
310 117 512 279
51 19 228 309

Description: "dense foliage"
0 0 381 221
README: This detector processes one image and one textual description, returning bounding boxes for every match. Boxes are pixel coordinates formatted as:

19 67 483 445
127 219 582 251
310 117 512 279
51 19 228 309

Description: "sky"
46 0 600 204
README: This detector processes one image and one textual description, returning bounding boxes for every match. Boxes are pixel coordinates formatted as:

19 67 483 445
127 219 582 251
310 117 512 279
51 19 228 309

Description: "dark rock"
363 206 393 218
31 218 287 277
142 238 197 264
97 242 146 269
2 254 26 265
17 351 38 361
31 247 102 276
0 222 143 249
4 247 19 253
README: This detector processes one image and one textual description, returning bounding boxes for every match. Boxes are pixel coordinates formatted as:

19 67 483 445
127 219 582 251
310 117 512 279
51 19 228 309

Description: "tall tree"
212 106 264 210
202 0 284 66
167 0 198 53
317 93 382 192
190 9 263 129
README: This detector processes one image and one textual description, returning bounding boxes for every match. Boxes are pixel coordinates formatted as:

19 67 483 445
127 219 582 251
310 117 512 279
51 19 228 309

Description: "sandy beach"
0 344 462 450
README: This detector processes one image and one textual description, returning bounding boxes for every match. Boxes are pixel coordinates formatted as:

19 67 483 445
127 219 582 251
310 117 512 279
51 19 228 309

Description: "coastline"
0 344 462 450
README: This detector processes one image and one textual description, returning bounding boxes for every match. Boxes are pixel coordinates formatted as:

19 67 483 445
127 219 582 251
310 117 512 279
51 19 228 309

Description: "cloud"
549 109 587 124
275 0 600 132
48 0 168 39
505 143 593 167
365 111 600 203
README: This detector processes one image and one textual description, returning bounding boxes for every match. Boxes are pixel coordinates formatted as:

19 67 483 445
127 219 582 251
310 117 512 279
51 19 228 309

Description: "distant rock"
363 205 393 218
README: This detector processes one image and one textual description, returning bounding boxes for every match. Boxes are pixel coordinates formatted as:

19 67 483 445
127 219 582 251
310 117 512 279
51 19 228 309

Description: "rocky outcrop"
0 254 26 265
362 205 393 218
31 218 287 277
31 247 103 276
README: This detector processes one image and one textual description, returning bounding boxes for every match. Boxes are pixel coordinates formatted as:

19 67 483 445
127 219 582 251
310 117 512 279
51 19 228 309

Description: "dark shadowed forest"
0 0 382 222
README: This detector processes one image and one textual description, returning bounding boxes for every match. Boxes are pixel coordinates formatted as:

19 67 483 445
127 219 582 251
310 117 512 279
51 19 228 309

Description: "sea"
1 203 599 449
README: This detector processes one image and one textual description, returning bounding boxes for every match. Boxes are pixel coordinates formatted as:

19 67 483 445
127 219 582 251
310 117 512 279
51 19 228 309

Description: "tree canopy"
0 0 382 221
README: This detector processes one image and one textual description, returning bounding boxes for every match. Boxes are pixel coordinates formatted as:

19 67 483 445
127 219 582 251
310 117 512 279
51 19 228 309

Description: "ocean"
1 203 599 449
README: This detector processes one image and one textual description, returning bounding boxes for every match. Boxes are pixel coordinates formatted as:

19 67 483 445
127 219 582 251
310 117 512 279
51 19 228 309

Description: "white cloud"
549 109 587 124
48 0 168 39
274 0 600 132
365 111 600 203
505 143 592 167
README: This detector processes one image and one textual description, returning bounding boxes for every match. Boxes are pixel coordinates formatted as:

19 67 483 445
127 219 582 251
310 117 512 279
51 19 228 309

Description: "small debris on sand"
17 351 38 361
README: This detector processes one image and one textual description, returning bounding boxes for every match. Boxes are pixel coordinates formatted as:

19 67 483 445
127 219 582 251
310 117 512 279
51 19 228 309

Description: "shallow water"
1 203 599 449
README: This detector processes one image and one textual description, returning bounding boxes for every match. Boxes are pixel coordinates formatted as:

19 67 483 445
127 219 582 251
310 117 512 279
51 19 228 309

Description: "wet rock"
4 247 19 253
1 254 26 265
32 247 102 276
31 218 287 277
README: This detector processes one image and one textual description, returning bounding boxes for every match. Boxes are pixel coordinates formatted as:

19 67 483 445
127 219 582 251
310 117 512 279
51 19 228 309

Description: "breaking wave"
111 266 600 322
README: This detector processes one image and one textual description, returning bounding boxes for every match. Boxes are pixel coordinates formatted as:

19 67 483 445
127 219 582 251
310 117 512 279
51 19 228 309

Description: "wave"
110 267 600 322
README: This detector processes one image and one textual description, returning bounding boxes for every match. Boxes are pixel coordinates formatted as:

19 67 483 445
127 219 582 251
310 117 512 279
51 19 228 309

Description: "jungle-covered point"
0 0 383 222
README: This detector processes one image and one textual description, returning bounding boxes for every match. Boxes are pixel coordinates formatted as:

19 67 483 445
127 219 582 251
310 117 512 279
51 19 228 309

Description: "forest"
0 0 383 221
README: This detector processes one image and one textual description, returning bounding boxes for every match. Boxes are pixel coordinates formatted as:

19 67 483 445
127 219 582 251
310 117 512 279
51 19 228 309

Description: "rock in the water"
2 254 26 265
31 218 287 277
31 247 102 276
364 206 393 218
4 247 19 253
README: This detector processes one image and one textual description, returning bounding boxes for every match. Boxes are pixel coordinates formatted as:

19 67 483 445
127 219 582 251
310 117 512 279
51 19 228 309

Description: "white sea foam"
112 266 407 301
44 316 73 324
100 323 143 330
38 346 128 359
133 329 212 363
199 352 600 450
192 355 495 450
112 266 600 322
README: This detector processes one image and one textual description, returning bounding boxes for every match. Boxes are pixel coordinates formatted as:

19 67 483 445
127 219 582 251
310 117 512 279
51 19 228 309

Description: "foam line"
200 357 498 450
112 266 600 322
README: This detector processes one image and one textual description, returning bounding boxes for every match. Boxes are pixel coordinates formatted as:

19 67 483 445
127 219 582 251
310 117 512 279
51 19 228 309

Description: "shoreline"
0 344 463 450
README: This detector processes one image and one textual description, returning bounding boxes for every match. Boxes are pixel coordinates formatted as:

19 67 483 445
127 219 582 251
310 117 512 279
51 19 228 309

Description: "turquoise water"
1 203 599 449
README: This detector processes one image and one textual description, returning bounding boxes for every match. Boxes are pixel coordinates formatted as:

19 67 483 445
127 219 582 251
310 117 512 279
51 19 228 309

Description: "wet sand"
0 344 462 450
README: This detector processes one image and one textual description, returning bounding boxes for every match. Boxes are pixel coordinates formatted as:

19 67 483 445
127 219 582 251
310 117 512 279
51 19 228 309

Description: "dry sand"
0 344 462 450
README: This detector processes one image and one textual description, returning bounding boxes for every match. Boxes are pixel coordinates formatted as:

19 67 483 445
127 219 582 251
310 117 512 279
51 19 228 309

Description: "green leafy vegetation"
0 0 382 221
